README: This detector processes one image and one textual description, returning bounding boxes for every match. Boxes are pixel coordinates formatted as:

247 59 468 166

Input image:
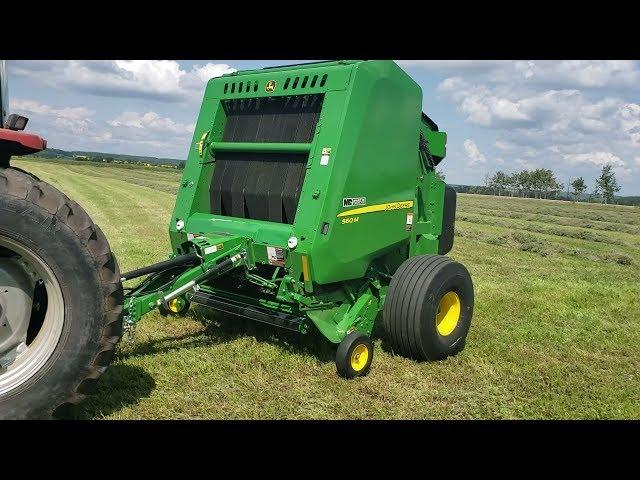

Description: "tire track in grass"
455 221 636 267
59 164 182 195
460 192 640 215
459 195 640 226
460 205 640 237
456 213 638 250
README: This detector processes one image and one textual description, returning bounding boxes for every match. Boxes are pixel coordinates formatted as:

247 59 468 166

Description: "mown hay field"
13 157 640 419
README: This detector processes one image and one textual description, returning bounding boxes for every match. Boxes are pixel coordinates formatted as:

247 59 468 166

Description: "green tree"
570 177 587 202
505 173 518 197
489 170 509 196
515 170 532 197
594 164 621 204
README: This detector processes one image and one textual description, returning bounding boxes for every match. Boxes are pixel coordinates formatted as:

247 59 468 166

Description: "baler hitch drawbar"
122 247 246 328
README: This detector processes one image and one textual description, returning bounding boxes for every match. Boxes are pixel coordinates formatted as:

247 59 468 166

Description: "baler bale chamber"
122 59 474 378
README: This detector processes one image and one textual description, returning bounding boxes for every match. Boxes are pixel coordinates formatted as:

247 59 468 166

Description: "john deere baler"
121 60 474 378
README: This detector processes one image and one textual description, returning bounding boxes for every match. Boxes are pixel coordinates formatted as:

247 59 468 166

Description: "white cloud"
106 111 195 152
9 60 236 102
406 60 640 90
438 77 623 134
619 103 640 145
463 139 486 166
108 111 194 135
9 97 194 155
398 60 506 74
11 98 94 134
563 151 625 168
180 63 237 90
514 158 538 170
495 140 515 150
513 60 640 89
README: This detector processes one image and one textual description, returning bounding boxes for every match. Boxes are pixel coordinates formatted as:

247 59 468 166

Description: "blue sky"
7 60 640 195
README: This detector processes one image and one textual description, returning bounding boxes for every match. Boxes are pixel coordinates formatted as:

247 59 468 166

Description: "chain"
122 314 137 346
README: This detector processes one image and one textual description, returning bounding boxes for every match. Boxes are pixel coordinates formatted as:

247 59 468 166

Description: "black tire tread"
384 254 456 361
0 167 123 418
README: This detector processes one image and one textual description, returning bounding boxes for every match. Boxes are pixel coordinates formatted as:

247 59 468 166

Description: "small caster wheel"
336 332 373 379
159 297 191 317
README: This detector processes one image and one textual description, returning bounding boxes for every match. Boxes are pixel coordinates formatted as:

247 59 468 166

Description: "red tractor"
0 60 123 419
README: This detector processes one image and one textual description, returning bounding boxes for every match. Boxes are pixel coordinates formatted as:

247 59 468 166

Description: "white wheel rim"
0 235 64 396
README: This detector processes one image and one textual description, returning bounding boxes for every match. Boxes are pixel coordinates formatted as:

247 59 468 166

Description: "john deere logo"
265 80 276 92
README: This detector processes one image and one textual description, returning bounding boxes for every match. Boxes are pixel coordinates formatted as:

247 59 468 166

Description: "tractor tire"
383 254 473 361
0 167 123 419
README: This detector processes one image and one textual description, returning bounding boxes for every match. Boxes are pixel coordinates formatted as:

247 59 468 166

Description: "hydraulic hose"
120 252 200 281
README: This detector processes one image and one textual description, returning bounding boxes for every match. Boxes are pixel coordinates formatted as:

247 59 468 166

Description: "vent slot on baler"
209 94 324 224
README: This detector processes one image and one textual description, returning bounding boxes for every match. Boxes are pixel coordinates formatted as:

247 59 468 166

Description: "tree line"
474 164 623 204
72 154 184 169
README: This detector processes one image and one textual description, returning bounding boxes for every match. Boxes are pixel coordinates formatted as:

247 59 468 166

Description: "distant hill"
33 148 183 166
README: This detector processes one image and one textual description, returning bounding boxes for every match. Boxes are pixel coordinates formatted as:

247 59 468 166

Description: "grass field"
12 157 640 419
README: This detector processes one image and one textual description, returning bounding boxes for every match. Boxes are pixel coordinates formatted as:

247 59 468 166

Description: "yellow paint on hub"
168 298 184 313
350 344 369 371
435 291 461 336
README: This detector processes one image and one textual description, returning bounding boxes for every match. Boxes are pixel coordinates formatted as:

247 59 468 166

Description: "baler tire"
0 167 123 419
383 254 473 361
335 332 374 379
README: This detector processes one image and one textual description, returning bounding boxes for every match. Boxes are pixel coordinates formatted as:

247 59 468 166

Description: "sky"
6 60 640 195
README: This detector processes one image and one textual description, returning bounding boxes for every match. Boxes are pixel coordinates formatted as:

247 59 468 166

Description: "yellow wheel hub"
435 291 461 336
168 298 184 313
350 344 369 372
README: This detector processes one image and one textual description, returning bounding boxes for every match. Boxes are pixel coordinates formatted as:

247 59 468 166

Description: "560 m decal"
337 200 414 218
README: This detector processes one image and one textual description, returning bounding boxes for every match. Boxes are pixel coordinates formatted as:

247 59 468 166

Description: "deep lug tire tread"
0 167 123 419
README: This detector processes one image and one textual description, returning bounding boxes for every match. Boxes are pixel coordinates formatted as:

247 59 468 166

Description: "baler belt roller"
208 142 312 154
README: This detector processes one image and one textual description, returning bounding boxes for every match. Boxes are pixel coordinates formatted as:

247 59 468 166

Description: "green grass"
13 157 640 419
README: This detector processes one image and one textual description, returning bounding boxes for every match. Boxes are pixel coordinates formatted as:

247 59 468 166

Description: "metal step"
190 291 306 332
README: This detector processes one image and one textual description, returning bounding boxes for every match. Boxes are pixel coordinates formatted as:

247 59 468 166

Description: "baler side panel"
310 61 424 284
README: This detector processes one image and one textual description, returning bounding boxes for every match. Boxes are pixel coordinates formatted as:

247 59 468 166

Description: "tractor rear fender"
0 128 47 167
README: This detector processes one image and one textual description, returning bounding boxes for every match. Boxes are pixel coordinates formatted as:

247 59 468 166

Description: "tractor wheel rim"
435 291 461 336
350 344 369 372
0 235 64 396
